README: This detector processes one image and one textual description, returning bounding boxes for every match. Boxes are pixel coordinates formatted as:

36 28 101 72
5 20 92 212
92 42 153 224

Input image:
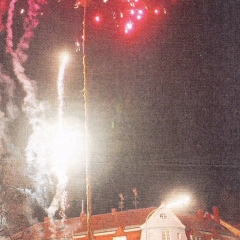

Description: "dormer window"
160 213 167 219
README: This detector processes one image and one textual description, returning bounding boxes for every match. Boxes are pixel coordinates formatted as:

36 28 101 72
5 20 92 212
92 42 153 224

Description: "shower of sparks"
72 0 167 35
56 53 69 223
57 53 68 128
47 53 69 223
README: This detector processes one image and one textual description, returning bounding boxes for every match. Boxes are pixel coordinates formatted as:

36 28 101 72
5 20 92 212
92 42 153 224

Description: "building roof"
178 213 229 235
10 207 238 239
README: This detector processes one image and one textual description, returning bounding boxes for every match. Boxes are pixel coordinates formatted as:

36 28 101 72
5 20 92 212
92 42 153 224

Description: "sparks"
47 52 69 221
125 21 133 33
57 53 68 127
71 0 166 36
75 40 81 52
20 8 25 14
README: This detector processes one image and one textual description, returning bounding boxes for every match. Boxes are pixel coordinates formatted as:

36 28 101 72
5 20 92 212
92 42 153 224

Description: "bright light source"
166 195 191 209
95 15 100 22
93 14 102 24
125 21 133 33
154 8 160 15
60 52 69 65
48 122 85 177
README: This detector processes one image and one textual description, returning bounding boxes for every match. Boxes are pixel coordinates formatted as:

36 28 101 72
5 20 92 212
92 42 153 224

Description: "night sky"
0 0 239 234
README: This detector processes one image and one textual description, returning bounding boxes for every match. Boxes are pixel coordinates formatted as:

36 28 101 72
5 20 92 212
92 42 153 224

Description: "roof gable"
140 204 186 229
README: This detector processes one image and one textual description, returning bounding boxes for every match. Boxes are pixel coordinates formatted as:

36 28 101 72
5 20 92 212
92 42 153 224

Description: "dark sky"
0 0 239 232
79 0 239 218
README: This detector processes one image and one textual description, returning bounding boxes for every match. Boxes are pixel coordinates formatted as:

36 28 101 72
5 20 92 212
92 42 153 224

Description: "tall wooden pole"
83 4 93 240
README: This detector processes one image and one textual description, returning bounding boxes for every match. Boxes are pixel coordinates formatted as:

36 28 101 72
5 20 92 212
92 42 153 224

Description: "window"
113 236 127 240
177 233 181 240
192 237 201 240
160 213 167 219
162 230 171 240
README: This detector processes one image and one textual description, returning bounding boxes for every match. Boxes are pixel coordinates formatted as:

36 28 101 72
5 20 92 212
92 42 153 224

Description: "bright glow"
95 16 100 22
57 52 69 163
46 119 85 221
167 195 191 209
60 53 69 66
138 9 143 14
50 126 80 175
125 21 133 33
47 52 70 221
154 8 160 15
58 53 68 127
46 120 85 175
127 22 133 29
94 14 102 24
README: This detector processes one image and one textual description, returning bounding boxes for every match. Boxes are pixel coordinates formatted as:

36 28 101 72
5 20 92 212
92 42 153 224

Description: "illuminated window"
177 233 181 239
113 236 127 240
162 230 171 240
